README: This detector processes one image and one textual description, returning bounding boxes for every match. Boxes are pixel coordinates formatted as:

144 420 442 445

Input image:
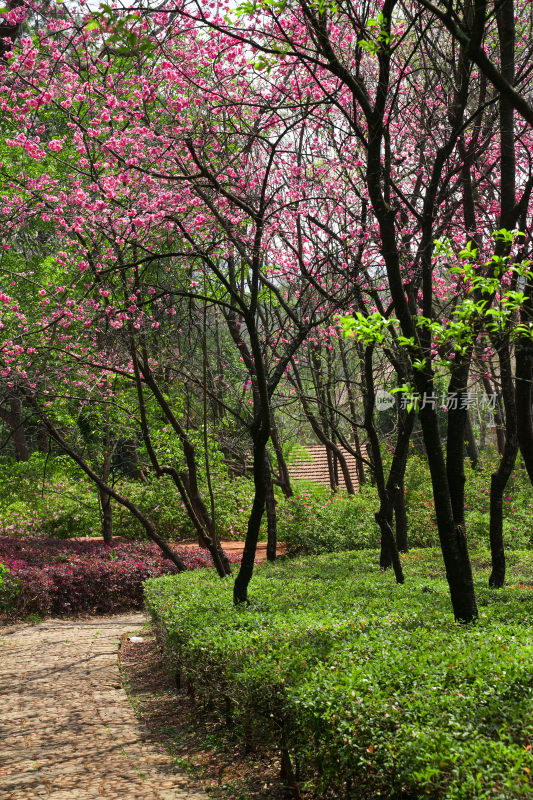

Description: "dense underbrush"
0 453 256 541
1 454 531 557
145 549 533 800
280 455 533 555
0 537 241 618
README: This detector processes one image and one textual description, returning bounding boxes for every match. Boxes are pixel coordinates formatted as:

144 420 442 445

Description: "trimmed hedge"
145 549 533 800
0 537 241 618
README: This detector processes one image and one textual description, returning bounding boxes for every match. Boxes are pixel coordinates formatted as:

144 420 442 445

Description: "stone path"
0 614 208 800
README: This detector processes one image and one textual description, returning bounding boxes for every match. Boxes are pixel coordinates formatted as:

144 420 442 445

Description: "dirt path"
0 614 208 800
71 538 285 562
183 540 286 561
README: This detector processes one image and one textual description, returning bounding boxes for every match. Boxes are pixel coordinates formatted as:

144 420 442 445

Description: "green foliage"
464 458 533 550
338 231 533 385
278 484 380 554
1 451 531 554
0 442 529 568
358 13 392 56
433 232 533 346
337 311 391 345
285 442 315 463
0 454 100 538
278 453 532 556
402 454 440 546
0 454 257 542
0 561 19 612
145 549 533 800
405 453 533 550
114 474 256 541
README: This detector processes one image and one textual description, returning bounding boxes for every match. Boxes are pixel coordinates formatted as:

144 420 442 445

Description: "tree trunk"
515 334 533 484
100 451 113 544
270 410 293 498
489 340 519 587
137 357 232 576
234 427 269 604
309 346 354 495
37 426 50 453
265 453 277 562
418 401 478 622
464 411 479 468
352 428 366 487
446 355 472 527
99 487 113 545
482 376 505 454
124 438 147 481
377 410 413 579
11 396 30 461
360 345 410 582
362 7 476 620
0 396 30 461
325 440 336 492
179 470 232 575
394 474 408 553
375 510 404 583
489 447 516 588
339 336 366 485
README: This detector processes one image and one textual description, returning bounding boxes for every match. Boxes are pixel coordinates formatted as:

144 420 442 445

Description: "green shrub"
0 454 100 538
279 454 533 557
403 454 440 546
2 451 531 555
0 561 20 612
464 457 533 550
0 453 257 542
113 474 257 541
404 454 533 550
145 549 533 800
278 484 380 555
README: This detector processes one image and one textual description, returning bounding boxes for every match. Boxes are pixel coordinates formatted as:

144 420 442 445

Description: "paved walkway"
0 614 208 800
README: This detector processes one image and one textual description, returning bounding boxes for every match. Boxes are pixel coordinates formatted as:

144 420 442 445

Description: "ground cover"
144 549 533 800
0 537 241 618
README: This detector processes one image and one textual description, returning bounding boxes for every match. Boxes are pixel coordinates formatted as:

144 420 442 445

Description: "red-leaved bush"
0 537 241 618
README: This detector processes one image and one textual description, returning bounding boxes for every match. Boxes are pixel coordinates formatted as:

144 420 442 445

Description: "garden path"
183 540 286 559
0 614 208 800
